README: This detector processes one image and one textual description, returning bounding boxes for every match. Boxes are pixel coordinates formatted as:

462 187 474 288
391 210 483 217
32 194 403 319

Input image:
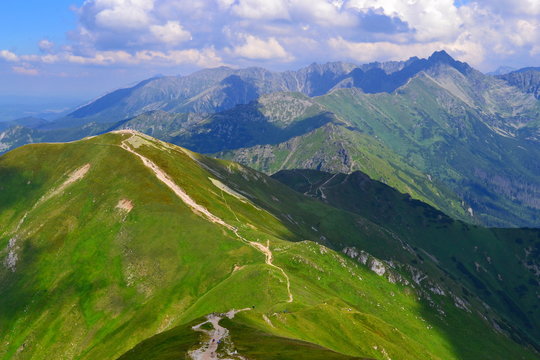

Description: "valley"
3 0 540 358
1 51 540 360
2 52 540 228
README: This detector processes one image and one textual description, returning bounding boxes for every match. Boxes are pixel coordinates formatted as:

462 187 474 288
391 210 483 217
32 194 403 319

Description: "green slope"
221 65 540 227
274 169 540 349
219 121 468 221
0 132 537 359
118 316 370 360
2 57 540 229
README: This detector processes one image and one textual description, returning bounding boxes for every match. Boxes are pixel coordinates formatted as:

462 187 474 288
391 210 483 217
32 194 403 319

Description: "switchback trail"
117 131 294 303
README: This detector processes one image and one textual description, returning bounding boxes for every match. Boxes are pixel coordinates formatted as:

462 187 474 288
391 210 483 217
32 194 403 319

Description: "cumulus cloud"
150 21 192 45
0 50 19 62
232 35 291 60
10 47 223 68
231 0 290 20
87 0 154 31
477 0 540 16
328 34 485 65
345 0 462 42
1 0 539 74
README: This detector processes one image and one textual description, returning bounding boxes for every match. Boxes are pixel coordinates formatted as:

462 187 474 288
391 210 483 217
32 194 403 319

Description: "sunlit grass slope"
0 132 536 359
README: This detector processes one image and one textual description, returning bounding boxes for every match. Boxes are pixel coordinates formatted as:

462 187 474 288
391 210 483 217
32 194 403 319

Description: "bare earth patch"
116 199 134 213
38 163 91 205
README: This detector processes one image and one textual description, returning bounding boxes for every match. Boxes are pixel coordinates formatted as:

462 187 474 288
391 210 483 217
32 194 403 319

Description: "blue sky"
0 0 538 99
0 1 82 53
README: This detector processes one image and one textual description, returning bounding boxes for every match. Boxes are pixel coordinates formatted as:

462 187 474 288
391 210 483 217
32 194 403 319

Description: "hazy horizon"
1 0 539 99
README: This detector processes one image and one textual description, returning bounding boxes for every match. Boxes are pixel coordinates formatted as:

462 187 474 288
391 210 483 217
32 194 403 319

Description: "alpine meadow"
1 1 540 359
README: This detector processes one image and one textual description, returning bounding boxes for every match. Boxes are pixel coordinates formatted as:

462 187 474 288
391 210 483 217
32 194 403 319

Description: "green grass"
0 132 537 360
219 72 540 228
117 319 200 360
273 169 540 351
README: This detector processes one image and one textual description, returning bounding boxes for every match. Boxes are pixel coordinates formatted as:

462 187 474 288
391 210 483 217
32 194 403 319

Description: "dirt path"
249 240 293 303
119 137 232 229
118 133 294 303
189 309 250 360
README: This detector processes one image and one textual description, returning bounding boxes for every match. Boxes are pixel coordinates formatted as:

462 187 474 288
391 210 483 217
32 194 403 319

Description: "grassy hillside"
274 169 540 348
222 66 540 227
219 120 468 221
0 132 537 359
2 56 540 229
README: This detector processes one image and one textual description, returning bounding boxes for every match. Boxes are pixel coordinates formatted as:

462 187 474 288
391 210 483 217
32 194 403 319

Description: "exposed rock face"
4 238 18 272
498 68 540 99
342 247 407 284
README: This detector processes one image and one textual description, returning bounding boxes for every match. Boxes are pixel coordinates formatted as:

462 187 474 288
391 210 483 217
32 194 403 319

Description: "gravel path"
189 309 251 360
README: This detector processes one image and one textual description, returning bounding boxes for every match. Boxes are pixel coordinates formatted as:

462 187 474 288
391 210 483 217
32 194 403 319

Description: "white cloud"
291 0 357 27
327 33 486 66
232 35 291 60
12 65 39 76
2 0 540 74
328 37 438 62
231 0 290 20
150 21 192 45
66 50 135 65
90 0 155 30
347 0 462 41
216 0 235 9
0 50 19 62
136 47 224 67
28 47 224 67
476 0 540 16
38 40 55 53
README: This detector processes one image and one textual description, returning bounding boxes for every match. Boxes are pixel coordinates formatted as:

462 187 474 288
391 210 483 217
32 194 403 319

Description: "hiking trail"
189 309 251 360
118 131 293 303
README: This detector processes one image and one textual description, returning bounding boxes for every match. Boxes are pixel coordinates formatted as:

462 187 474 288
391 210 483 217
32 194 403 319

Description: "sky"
0 0 539 99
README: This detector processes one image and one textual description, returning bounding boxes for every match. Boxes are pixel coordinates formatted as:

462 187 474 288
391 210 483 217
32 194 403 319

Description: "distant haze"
0 0 539 98
0 96 84 122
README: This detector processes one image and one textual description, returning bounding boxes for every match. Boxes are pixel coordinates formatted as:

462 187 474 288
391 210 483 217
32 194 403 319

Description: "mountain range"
1 131 538 359
2 47 540 357
2 51 540 228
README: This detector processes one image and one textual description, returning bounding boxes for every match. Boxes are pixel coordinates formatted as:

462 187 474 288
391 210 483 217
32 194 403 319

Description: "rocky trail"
189 309 250 360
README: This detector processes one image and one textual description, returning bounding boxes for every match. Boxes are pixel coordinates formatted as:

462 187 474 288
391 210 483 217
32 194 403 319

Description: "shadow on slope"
170 102 335 153
118 316 370 360
272 169 540 354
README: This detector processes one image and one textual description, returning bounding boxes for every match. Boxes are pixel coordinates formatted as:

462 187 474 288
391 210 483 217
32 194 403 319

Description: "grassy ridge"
0 132 537 359
273 169 540 349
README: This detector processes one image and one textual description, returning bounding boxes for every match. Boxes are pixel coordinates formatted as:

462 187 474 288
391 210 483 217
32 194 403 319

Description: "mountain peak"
426 50 470 74
428 50 455 63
